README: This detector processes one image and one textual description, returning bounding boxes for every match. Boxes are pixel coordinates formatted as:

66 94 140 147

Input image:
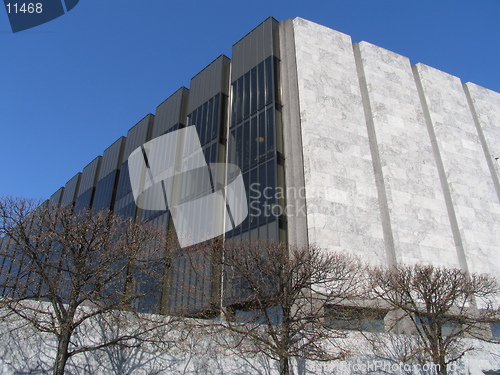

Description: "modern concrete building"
4 17 500 328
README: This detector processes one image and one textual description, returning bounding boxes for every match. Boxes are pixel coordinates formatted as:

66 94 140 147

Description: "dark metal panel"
60 173 81 207
50 187 64 207
93 170 119 212
99 137 126 180
77 156 101 197
123 114 154 161
188 55 230 113
153 87 189 138
231 17 280 81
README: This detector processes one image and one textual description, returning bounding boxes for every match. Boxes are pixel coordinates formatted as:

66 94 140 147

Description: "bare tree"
195 239 364 375
368 263 500 375
0 197 176 375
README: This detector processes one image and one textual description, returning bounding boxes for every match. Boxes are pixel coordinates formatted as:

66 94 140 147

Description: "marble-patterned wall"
288 17 500 277
354 42 458 268
414 64 500 280
290 18 387 265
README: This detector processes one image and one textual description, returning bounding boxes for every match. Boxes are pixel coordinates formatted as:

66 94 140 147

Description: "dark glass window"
228 128 237 165
115 162 132 200
75 188 94 213
235 305 282 325
257 62 265 110
265 57 274 105
235 126 243 169
267 108 275 156
200 102 208 145
206 98 213 144
115 200 136 218
236 77 243 124
257 112 266 163
243 72 250 119
192 108 199 129
163 123 179 136
226 54 282 244
211 142 217 164
132 262 164 314
325 306 386 333
250 116 258 167
243 120 250 171
93 170 119 212
207 100 212 143
250 67 257 114
491 323 500 338
415 316 463 338
188 95 222 145
212 94 220 140
202 145 209 164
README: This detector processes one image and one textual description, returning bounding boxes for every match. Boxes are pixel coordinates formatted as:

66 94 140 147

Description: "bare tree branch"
367 263 500 375
0 197 179 375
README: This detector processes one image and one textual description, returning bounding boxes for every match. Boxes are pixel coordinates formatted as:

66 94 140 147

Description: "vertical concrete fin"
353 43 397 267
463 84 500 205
411 64 469 273
279 19 309 247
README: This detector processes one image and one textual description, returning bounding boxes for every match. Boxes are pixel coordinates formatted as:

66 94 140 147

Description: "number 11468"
6 3 43 14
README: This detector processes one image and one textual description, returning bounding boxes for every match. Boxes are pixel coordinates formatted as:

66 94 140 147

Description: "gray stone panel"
232 17 279 81
123 114 154 161
50 187 64 207
153 87 189 138
188 56 230 113
77 156 101 196
98 137 125 180
292 18 386 265
60 173 81 207
414 64 500 279
355 42 458 268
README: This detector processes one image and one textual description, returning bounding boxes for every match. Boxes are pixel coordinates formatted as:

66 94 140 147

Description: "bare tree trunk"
279 355 290 375
280 305 291 375
437 361 447 375
53 329 72 375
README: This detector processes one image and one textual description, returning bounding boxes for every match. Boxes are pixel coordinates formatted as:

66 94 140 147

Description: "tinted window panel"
212 94 220 139
235 126 243 169
115 163 132 200
93 170 118 212
243 72 250 119
236 78 243 123
75 188 94 212
258 62 265 109
242 121 250 171
250 67 257 114
200 102 208 145
258 112 266 163
266 109 275 157
250 117 258 167
265 57 274 105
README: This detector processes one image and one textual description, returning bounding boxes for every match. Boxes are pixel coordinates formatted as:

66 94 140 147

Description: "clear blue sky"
1 0 499 200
